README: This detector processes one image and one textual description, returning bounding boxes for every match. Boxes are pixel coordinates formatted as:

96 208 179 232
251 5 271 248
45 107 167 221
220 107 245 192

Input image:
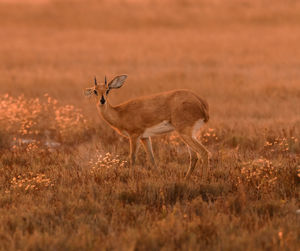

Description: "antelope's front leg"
129 135 139 168
140 137 157 168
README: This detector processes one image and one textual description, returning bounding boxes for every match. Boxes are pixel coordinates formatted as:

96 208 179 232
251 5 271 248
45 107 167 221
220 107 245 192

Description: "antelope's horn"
94 77 98 86
104 76 107 87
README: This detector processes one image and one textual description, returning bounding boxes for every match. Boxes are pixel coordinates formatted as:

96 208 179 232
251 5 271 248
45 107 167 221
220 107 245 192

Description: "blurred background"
1 0 300 125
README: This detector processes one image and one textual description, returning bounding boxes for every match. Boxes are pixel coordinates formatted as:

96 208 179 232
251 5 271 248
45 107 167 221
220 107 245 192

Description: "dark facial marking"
100 95 106 104
106 89 110 95
94 90 98 96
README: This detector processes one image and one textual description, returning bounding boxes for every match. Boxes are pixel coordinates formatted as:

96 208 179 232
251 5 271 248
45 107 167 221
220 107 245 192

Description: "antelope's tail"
200 98 209 123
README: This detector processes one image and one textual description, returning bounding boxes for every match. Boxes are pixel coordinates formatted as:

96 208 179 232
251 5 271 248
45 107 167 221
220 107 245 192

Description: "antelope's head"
84 75 127 105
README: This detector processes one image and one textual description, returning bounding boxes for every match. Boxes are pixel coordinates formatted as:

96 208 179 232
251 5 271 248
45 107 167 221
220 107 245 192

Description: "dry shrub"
0 94 92 148
201 128 219 145
263 136 300 156
7 172 53 194
89 151 129 184
241 158 279 193
89 152 127 170
240 157 298 199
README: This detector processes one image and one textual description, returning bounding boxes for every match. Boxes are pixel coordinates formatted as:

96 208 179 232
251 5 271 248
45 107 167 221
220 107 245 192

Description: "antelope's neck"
96 102 119 127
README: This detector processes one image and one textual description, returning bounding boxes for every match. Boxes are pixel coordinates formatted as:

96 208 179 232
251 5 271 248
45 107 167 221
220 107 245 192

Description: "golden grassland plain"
0 0 299 250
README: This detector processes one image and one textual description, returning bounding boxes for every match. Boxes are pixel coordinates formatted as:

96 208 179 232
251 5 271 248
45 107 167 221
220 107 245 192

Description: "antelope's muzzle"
100 95 106 104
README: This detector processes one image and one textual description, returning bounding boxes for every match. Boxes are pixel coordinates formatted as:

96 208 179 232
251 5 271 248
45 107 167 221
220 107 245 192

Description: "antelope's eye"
94 90 98 96
106 89 110 95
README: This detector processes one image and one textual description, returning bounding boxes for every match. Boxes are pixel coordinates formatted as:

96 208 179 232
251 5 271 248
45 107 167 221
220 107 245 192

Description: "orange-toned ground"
0 0 299 250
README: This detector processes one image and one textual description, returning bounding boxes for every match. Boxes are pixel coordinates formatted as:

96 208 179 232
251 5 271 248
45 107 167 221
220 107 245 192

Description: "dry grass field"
0 0 299 250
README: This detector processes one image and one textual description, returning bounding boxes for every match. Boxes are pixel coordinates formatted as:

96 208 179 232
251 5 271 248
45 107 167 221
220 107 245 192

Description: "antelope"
85 75 211 178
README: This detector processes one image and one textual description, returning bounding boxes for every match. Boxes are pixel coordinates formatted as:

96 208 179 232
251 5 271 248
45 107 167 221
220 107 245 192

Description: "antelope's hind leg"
178 128 211 178
185 147 198 178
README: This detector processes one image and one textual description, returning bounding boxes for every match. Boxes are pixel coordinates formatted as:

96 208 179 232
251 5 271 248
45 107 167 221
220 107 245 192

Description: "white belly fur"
142 120 174 138
192 119 204 139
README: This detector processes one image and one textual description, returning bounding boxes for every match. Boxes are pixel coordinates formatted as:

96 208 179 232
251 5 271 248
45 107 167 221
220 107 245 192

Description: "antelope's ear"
84 88 93 97
108 75 127 89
